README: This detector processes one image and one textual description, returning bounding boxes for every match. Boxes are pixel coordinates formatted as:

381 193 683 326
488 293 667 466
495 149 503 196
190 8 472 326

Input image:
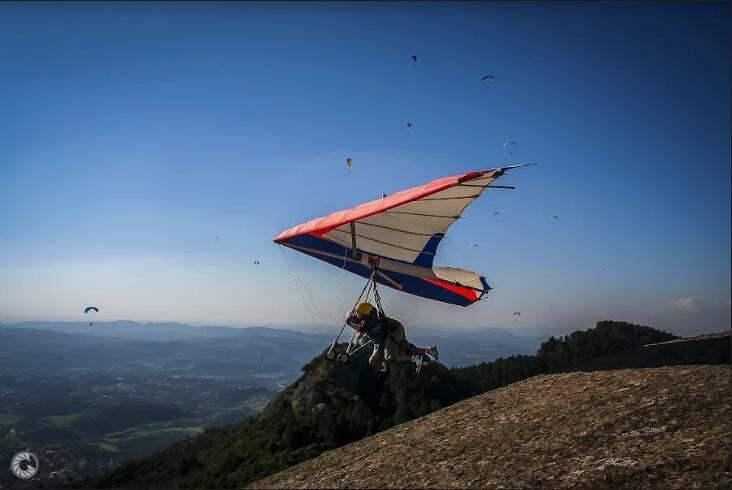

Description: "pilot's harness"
326 258 390 363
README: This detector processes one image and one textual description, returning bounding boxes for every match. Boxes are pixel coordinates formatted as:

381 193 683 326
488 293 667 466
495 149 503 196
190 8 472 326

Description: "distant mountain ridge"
0 321 321 342
0 324 325 380
0 321 543 368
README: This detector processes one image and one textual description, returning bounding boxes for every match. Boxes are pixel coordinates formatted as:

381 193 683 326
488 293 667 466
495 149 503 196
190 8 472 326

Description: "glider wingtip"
502 162 538 171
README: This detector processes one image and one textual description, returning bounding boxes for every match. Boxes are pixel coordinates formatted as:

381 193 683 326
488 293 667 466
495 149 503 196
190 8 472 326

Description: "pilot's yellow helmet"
356 302 374 316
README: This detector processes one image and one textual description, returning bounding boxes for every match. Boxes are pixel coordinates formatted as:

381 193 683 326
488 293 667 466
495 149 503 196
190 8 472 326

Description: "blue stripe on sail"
412 233 444 267
280 233 484 307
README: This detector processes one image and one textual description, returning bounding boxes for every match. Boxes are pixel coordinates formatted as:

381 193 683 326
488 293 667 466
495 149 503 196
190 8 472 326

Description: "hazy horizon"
0 316 720 340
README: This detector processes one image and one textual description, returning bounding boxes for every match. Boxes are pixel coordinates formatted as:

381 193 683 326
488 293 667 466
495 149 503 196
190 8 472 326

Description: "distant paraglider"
84 306 98 326
411 55 417 67
502 141 518 155
513 311 521 316
481 75 495 81
253 260 260 265
346 158 352 174
468 243 479 248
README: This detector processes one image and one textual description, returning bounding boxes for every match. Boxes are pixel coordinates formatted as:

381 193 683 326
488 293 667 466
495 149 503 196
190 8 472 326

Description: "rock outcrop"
253 363 731 489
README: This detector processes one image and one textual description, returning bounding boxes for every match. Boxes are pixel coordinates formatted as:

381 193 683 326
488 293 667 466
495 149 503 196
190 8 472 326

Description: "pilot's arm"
348 318 366 338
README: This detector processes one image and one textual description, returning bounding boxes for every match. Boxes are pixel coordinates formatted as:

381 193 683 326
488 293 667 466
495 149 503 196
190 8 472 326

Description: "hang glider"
274 164 532 307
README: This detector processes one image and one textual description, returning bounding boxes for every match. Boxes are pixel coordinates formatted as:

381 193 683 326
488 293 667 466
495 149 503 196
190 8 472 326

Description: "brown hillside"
252 364 730 489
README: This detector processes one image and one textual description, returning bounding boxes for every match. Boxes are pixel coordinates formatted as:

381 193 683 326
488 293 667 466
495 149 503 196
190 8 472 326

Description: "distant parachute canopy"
84 306 98 326
502 141 518 155
513 311 521 316
346 158 352 167
481 75 495 81
411 55 417 63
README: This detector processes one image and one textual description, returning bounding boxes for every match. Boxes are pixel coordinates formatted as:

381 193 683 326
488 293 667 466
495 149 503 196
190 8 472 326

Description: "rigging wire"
277 246 329 324
278 245 328 342
331 236 351 332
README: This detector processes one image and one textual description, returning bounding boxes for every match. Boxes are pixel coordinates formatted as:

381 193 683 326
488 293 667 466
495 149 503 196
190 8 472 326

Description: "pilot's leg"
369 345 386 372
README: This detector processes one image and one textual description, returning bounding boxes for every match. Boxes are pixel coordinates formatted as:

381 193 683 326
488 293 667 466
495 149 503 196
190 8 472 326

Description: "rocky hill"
253 362 731 489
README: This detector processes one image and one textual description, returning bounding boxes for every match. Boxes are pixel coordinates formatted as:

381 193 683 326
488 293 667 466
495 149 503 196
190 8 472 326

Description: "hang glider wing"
274 165 531 306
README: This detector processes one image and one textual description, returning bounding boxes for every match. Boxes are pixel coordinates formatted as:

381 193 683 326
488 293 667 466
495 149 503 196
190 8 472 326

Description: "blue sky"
1 2 729 337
